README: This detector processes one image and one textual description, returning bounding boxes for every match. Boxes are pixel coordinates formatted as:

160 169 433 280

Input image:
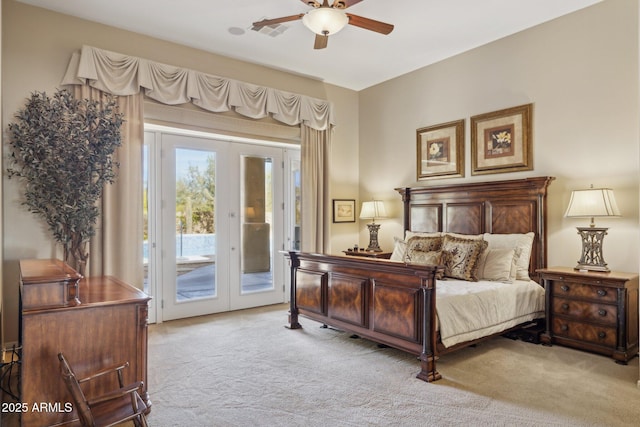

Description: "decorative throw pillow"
404 235 443 260
483 232 534 280
476 248 518 283
404 231 441 241
405 250 442 265
390 237 407 261
402 242 444 279
440 235 487 281
404 236 444 279
444 232 483 240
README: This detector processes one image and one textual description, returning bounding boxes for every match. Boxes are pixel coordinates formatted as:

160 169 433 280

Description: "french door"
144 128 294 322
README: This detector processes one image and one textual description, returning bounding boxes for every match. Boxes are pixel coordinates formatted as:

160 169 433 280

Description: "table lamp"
565 186 621 272
359 200 387 252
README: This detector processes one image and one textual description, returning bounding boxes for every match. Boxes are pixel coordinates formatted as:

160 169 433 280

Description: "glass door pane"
240 155 274 294
174 148 217 301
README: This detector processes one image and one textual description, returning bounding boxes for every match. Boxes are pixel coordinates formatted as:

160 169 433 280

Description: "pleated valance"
62 45 335 131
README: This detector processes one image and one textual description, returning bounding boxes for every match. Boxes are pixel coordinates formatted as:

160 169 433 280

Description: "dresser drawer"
552 297 617 326
552 281 616 303
552 318 616 347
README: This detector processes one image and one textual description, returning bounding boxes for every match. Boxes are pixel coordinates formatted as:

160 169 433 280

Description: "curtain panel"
72 85 144 287
300 125 332 253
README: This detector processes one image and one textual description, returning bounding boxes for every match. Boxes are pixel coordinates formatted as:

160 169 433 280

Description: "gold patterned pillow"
406 250 442 265
404 236 443 262
441 235 487 281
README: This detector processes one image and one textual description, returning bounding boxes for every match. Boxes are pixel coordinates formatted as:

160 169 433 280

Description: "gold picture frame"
471 103 533 175
416 119 465 180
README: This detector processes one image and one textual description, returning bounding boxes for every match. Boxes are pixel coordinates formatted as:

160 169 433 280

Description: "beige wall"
1 0 359 342
358 0 640 274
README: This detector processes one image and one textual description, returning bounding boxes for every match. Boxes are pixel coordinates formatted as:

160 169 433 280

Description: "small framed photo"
471 103 533 175
416 119 465 180
332 199 356 223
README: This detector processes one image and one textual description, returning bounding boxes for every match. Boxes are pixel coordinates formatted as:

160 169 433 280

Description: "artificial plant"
7 88 123 275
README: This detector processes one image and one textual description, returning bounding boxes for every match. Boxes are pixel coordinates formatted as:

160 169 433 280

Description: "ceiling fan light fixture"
302 7 348 35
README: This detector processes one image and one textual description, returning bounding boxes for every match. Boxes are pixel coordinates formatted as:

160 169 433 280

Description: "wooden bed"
283 176 554 382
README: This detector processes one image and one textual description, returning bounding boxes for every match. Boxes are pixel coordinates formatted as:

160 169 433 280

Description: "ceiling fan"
252 0 394 50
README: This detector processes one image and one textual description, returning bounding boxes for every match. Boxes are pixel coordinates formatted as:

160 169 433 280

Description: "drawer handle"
561 285 570 292
561 324 569 332
561 303 569 311
597 289 607 297
598 309 607 317
598 331 606 339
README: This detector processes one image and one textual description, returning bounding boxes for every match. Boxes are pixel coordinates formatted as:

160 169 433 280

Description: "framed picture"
471 103 533 175
416 119 464 180
332 199 356 223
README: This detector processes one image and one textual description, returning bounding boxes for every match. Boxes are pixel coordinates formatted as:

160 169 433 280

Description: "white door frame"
144 125 297 322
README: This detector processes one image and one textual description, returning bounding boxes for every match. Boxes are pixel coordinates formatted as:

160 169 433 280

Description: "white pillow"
476 248 518 283
483 232 534 280
390 237 407 261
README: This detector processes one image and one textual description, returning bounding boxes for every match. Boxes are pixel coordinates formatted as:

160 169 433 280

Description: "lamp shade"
564 188 621 218
302 8 349 35
359 201 387 221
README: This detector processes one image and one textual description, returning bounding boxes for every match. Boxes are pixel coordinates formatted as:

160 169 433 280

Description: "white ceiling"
19 0 601 91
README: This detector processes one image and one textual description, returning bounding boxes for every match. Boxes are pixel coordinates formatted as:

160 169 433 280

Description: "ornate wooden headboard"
396 177 555 281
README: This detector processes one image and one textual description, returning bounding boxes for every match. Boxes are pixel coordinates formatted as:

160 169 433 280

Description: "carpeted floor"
146 304 640 427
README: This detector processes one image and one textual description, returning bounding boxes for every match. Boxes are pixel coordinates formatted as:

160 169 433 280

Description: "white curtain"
62 45 334 274
73 85 144 286
301 125 332 253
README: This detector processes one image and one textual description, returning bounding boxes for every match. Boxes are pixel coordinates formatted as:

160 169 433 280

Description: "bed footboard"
283 251 444 382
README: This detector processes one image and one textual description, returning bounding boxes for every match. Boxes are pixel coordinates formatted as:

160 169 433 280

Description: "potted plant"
6 88 123 276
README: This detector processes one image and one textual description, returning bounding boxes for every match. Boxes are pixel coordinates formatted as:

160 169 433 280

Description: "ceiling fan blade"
331 0 364 9
346 13 394 35
251 14 304 31
300 0 322 7
314 34 329 49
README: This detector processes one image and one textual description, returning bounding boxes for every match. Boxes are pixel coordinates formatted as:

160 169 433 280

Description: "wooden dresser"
538 267 639 364
19 259 151 427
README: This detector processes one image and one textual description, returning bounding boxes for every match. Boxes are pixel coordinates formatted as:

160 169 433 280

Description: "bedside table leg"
541 278 553 346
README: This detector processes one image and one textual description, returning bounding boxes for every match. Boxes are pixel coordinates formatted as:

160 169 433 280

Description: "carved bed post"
283 251 302 329
401 187 411 233
416 270 442 382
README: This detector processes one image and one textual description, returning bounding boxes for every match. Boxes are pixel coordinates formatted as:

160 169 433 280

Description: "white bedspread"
436 279 545 348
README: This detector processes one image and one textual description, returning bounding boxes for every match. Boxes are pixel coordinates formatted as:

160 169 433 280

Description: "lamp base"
366 223 382 252
574 227 610 272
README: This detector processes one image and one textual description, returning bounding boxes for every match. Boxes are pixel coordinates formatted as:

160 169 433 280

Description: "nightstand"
538 267 639 364
342 250 392 259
